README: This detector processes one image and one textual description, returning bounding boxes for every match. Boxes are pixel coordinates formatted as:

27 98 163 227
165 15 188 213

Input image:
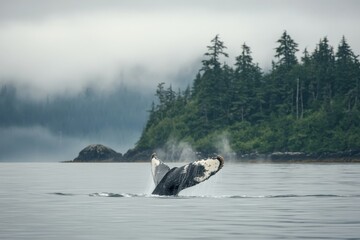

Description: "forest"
132 31 360 158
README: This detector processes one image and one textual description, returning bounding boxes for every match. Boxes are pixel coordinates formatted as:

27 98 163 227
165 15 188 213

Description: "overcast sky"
1 0 360 98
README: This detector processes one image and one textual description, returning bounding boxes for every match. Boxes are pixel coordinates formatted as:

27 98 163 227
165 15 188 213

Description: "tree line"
134 31 360 155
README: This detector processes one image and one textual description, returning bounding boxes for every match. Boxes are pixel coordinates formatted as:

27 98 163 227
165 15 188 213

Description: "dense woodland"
134 31 360 156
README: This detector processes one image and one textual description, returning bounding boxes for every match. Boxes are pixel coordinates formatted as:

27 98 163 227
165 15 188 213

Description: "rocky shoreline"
68 144 360 163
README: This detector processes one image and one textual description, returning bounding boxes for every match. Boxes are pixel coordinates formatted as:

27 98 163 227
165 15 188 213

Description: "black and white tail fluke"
151 154 224 196
151 153 170 186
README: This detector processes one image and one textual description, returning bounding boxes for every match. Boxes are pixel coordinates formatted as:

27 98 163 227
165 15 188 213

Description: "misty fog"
0 126 88 162
1 0 360 98
1 0 360 161
0 83 153 161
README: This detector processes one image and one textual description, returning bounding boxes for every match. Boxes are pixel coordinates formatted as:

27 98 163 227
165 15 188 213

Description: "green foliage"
275 30 299 70
134 33 360 155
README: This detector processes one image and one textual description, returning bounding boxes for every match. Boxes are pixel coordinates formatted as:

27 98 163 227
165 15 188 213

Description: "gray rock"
73 144 122 162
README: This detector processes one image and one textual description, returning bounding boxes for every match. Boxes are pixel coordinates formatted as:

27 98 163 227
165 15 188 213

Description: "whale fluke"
151 153 171 185
151 154 224 196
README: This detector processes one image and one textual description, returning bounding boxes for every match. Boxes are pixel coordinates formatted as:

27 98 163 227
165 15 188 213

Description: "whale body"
151 153 224 196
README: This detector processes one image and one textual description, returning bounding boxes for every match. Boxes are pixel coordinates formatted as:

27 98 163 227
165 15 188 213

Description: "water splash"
145 171 156 195
89 192 145 197
155 138 197 162
215 132 237 162
178 141 198 162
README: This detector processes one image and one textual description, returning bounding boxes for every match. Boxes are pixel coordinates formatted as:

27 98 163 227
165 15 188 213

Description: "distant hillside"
126 32 360 160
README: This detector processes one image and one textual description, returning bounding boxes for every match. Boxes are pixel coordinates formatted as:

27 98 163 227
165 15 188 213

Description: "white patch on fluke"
151 156 160 179
182 164 189 174
193 158 221 182
151 154 171 185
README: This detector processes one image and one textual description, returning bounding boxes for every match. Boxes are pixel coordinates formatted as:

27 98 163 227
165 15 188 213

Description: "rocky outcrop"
73 144 123 162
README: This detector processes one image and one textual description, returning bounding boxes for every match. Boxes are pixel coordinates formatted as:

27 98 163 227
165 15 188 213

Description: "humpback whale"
151 153 224 196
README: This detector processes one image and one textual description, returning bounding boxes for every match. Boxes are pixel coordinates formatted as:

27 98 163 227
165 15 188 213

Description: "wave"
48 192 360 199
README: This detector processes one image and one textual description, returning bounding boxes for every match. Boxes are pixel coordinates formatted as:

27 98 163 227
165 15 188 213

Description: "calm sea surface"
0 162 360 240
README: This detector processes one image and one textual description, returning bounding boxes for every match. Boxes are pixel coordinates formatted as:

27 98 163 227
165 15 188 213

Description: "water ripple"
49 192 360 199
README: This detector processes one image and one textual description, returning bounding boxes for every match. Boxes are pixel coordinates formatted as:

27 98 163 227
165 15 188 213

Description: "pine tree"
165 84 176 117
201 34 229 71
271 31 299 115
298 48 315 114
232 43 262 122
275 31 299 70
311 37 335 108
155 82 166 119
335 36 359 110
219 63 234 123
194 35 229 126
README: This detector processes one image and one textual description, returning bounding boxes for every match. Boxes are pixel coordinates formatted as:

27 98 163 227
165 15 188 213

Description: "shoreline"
64 150 360 163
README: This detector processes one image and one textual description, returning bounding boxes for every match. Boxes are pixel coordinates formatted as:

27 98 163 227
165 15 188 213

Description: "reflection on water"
1 162 360 239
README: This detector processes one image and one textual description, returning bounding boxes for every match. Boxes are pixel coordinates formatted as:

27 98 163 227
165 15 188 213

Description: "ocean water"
0 162 360 239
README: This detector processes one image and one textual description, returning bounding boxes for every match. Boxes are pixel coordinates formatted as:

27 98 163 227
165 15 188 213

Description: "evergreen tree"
193 34 229 128
311 37 335 108
183 85 191 104
298 48 315 114
270 31 299 115
165 85 176 117
201 34 229 71
219 63 234 123
335 36 359 110
155 82 166 119
275 31 299 70
232 43 262 122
